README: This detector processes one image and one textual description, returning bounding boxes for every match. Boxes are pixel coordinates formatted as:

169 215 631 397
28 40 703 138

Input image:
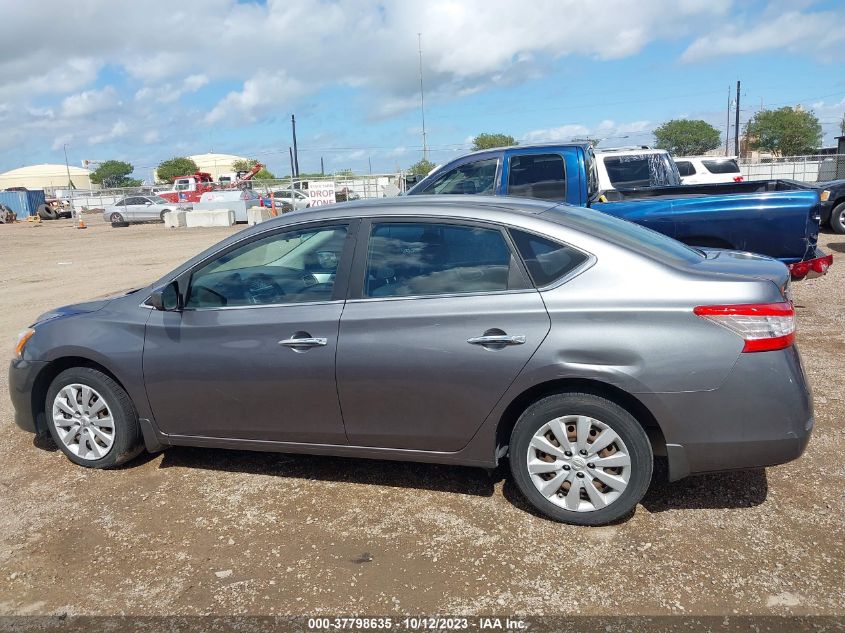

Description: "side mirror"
147 281 182 311
145 201 153 206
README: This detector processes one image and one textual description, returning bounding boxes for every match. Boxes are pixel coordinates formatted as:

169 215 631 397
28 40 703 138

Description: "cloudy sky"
1 0 843 180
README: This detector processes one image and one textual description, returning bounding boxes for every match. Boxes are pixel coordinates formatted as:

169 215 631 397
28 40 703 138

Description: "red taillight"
790 254 833 279
733 176 744 182
693 302 795 353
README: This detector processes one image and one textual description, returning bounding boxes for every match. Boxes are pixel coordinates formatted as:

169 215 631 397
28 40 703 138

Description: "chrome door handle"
467 334 526 346
278 337 327 348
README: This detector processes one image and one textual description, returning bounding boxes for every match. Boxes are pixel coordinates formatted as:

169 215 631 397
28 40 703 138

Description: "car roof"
256 195 560 226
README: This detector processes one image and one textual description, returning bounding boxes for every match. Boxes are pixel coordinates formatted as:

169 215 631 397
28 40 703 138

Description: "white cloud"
205 72 304 124
89 120 129 145
523 120 652 144
682 10 845 62
61 87 119 118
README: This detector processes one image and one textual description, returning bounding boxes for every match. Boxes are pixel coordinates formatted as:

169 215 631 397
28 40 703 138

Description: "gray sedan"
103 195 177 223
9 196 812 525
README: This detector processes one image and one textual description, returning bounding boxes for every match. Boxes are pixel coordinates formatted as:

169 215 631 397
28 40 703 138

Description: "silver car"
10 196 812 525
103 195 178 223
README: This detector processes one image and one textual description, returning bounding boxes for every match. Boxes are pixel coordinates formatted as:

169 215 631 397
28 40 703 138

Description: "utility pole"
63 144 73 189
291 114 300 177
289 148 296 184
320 156 325 176
734 80 741 158
725 86 731 157
417 33 428 161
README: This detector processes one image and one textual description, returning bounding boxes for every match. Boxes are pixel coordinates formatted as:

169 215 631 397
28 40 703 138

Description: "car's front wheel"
509 393 653 526
45 367 143 468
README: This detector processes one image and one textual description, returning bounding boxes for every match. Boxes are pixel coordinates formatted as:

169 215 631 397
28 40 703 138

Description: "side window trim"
175 218 359 310
347 216 532 301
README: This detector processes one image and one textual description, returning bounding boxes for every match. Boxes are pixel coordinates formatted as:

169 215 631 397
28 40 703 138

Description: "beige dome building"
188 153 250 179
0 164 93 190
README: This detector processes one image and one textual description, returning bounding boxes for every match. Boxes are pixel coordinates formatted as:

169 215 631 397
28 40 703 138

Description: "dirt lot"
0 216 843 617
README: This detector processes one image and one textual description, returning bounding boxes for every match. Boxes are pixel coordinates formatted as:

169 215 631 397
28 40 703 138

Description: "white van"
674 157 744 184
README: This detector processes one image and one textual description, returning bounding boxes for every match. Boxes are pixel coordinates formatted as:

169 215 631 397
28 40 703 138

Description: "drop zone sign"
307 181 336 206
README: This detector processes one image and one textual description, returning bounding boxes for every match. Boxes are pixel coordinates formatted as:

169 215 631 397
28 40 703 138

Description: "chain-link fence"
741 154 845 183
50 172 414 211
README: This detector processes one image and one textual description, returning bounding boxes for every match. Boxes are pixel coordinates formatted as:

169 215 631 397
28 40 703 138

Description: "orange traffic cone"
77 215 87 229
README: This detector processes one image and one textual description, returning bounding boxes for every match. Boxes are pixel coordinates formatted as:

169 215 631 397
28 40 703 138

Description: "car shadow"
157 446 502 498
640 459 768 513
825 241 845 253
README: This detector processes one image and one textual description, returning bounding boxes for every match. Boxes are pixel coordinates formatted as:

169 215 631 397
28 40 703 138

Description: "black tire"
45 367 143 469
509 393 653 526
37 203 58 220
831 201 845 234
111 221 130 228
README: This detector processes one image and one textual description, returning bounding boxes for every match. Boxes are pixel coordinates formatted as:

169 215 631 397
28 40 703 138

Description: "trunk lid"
694 248 791 297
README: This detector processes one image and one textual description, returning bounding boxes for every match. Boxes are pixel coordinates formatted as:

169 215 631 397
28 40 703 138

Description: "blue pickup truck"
407 143 831 279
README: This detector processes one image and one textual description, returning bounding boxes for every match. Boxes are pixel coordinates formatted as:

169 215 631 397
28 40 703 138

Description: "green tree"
653 119 721 156
156 157 199 183
471 133 518 151
408 158 436 176
232 158 276 179
88 160 142 188
745 107 822 156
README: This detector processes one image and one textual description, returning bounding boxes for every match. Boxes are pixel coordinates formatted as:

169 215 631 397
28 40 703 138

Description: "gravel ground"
0 217 842 617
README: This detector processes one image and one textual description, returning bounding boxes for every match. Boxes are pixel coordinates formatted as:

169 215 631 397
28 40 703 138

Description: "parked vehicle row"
10 197 812 525
407 142 831 279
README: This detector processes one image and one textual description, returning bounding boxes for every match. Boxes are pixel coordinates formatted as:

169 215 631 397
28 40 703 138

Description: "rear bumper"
8 359 47 434
639 345 813 481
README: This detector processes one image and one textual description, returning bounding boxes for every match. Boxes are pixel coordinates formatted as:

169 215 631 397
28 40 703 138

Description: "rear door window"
510 230 589 286
702 159 740 174
602 154 680 188
507 153 566 200
421 158 499 195
364 222 526 298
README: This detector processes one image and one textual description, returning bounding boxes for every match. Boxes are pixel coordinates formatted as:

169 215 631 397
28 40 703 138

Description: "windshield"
602 153 681 188
547 205 703 265
148 195 169 204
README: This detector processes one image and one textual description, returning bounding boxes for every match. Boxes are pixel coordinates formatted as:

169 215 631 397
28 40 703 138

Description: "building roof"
188 153 249 164
0 163 91 177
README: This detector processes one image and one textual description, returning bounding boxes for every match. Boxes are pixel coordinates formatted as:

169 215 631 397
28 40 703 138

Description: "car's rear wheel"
45 367 143 468
160 209 170 222
831 202 845 234
109 212 125 223
509 393 653 525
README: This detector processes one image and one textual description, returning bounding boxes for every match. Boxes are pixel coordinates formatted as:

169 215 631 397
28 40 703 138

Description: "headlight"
14 329 34 358
821 190 830 202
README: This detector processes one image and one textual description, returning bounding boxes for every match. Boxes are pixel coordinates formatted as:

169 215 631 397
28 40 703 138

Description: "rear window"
675 161 695 177
546 206 704 265
510 230 588 286
602 153 680 188
702 159 740 174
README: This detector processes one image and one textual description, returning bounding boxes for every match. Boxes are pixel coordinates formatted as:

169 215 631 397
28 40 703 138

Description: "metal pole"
63 144 76 221
291 114 300 177
321 156 325 176
734 80 741 157
725 86 731 157
418 33 428 161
